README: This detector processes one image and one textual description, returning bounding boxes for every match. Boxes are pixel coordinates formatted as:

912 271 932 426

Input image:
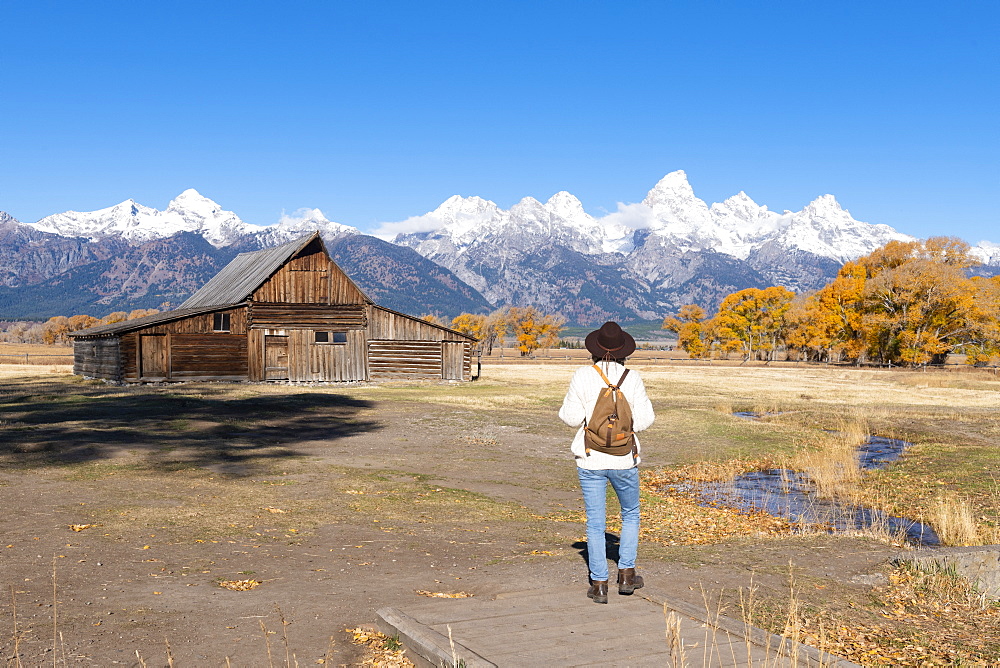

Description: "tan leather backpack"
584 365 636 457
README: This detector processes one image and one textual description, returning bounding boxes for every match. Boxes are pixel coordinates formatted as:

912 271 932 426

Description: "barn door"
139 334 168 380
264 335 289 380
441 341 465 380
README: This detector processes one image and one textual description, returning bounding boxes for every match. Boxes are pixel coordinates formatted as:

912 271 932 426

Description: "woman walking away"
559 321 655 603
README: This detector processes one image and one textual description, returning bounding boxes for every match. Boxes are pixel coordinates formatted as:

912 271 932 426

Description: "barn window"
213 312 231 332
315 331 348 344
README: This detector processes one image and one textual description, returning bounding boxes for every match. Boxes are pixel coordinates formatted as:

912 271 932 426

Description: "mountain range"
2 172 996 325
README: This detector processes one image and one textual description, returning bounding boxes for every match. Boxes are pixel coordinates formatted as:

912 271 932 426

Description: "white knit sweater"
558 361 655 470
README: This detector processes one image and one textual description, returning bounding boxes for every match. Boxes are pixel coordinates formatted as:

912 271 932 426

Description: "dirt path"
0 370 920 665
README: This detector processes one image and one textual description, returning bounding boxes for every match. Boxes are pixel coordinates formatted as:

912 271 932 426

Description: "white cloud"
597 202 657 230
277 207 331 227
370 214 447 241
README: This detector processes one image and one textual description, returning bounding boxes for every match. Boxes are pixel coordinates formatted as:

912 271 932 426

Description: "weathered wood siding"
122 333 139 381
248 329 264 381
249 327 368 382
290 329 367 382
441 341 472 381
73 338 122 381
129 308 247 335
249 303 366 329
111 307 250 382
368 306 468 342
251 242 367 305
140 334 169 380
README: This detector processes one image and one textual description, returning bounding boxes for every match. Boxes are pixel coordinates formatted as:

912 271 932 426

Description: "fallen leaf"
218 579 262 591
415 590 473 598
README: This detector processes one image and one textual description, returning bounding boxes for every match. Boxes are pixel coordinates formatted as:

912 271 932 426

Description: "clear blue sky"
2 1 998 242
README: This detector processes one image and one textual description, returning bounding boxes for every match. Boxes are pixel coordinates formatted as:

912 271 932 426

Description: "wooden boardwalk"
377 585 859 667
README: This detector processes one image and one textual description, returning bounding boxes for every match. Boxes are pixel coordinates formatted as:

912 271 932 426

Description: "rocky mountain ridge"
4 174 997 324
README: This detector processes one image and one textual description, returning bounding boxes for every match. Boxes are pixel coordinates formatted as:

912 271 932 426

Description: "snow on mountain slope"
163 189 257 246
392 170 913 264
252 207 359 247
29 189 258 247
770 194 913 263
15 176 994 270
25 190 359 248
971 241 1000 266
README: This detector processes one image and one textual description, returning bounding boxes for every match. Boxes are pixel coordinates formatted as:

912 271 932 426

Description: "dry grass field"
1 362 998 665
0 343 73 365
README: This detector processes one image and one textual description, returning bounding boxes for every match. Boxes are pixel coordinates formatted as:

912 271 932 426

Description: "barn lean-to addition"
70 232 477 383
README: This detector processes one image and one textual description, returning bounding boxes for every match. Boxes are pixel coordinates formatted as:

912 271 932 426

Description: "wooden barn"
70 232 477 383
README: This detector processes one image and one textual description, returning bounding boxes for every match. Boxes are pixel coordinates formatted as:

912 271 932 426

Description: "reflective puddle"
686 415 939 546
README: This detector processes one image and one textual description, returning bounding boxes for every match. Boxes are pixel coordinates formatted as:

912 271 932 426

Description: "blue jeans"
577 466 640 582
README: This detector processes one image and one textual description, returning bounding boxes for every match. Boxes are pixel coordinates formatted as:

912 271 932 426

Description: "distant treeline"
664 237 1000 366
0 310 161 346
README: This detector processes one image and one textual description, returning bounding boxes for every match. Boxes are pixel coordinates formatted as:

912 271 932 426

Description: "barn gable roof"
180 232 371 309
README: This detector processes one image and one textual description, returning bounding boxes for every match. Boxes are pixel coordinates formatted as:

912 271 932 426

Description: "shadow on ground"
0 377 380 475
573 533 621 578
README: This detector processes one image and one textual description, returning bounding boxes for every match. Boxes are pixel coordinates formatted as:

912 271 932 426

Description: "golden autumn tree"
799 236 989 366
662 304 708 358
813 260 868 360
712 286 795 360
483 308 510 353
783 292 834 361
858 237 980 365
491 306 566 356
67 314 99 335
450 313 487 340
962 276 1000 365
42 316 70 345
538 312 567 349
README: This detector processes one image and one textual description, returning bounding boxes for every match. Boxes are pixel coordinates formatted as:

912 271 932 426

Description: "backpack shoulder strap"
592 364 614 387
617 368 630 386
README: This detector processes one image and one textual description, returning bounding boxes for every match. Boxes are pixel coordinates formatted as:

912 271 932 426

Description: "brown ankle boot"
587 580 608 604
617 568 644 595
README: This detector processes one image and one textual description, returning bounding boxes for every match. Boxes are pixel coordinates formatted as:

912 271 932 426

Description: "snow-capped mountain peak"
801 194 845 218
167 188 218 213
423 195 502 242
546 191 589 222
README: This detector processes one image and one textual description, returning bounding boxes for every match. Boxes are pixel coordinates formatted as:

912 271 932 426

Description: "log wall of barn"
73 338 122 381
368 340 443 379
252 245 367 305
169 334 248 380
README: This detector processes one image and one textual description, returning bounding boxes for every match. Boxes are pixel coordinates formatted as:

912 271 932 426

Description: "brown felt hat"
584 321 636 359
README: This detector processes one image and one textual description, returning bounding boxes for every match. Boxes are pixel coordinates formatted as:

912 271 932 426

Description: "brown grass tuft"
929 494 981 546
